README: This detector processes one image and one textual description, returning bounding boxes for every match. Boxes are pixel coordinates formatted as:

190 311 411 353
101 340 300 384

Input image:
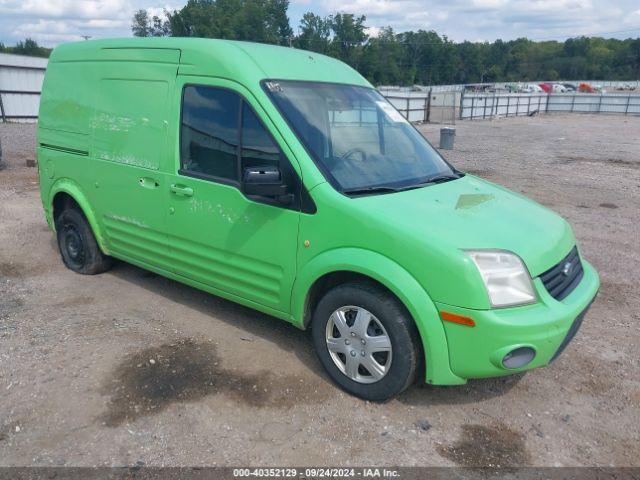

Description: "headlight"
466 250 536 308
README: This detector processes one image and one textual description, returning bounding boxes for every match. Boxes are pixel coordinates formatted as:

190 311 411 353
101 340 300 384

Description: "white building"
0 52 48 122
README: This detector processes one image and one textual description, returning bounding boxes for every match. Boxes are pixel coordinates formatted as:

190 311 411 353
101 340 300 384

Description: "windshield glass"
264 80 456 192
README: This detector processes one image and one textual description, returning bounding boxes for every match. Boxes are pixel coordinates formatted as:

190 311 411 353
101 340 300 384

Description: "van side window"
241 102 281 170
180 86 240 181
179 84 303 210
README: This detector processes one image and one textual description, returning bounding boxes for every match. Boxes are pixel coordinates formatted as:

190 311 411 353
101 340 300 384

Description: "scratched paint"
106 214 149 229
188 199 251 224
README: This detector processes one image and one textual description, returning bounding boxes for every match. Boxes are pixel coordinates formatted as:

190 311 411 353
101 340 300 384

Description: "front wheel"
311 282 421 401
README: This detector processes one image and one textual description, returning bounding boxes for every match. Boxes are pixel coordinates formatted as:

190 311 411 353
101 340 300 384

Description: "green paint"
38 38 599 386
455 193 494 209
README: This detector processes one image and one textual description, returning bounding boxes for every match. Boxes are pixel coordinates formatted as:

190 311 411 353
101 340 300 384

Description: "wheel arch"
49 179 109 254
291 248 466 385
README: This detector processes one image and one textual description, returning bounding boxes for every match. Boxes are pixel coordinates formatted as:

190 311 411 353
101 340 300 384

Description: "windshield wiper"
343 186 401 196
343 172 462 196
382 173 462 193
421 172 462 184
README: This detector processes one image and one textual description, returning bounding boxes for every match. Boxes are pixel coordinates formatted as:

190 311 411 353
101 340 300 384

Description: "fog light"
502 347 536 369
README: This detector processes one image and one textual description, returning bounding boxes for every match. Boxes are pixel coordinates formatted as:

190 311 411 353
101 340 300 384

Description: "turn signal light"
440 311 476 327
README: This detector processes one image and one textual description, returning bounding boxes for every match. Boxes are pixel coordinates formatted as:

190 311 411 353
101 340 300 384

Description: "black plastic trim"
39 143 89 156
549 295 596 363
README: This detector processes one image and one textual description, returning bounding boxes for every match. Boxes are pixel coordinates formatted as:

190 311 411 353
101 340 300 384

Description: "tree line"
2 0 639 86
0 38 51 57
131 1 640 85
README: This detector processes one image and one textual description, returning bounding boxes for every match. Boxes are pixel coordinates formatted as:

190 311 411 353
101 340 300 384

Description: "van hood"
354 175 575 277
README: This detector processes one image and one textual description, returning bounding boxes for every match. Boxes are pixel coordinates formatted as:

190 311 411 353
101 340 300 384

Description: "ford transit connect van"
38 38 599 400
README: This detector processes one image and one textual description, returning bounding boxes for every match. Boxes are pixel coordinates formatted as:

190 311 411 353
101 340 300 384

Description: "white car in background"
552 84 567 93
521 84 544 93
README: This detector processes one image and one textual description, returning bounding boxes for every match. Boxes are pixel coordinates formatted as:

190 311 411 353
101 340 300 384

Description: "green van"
38 38 599 400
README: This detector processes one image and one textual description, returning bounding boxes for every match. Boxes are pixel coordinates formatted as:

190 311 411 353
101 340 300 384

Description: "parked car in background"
552 84 567 93
521 84 544 93
563 83 577 92
539 83 553 93
578 83 596 93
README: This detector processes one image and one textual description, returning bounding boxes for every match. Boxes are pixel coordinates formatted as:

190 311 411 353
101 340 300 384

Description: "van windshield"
264 80 457 194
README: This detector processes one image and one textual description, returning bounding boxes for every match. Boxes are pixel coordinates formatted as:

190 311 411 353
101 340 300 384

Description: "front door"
165 77 301 314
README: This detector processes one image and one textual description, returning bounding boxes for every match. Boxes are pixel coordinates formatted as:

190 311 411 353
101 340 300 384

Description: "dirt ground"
0 114 638 467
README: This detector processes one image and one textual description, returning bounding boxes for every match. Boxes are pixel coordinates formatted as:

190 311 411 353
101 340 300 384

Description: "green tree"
329 13 368 68
13 38 48 57
295 12 331 53
361 27 404 85
398 30 445 85
129 4 640 86
268 0 294 45
162 0 292 44
132 9 171 37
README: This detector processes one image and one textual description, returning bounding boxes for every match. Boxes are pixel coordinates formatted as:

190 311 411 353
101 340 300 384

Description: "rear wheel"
55 207 112 275
311 282 421 401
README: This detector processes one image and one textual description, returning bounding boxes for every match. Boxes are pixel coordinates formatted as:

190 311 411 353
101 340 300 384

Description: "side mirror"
242 166 289 199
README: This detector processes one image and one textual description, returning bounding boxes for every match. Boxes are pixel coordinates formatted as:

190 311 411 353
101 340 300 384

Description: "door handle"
170 184 194 197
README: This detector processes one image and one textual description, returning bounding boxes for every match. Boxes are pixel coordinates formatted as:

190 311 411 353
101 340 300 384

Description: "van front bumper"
435 260 599 380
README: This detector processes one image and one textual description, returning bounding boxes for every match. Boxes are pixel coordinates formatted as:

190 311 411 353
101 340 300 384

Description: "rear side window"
180 86 240 181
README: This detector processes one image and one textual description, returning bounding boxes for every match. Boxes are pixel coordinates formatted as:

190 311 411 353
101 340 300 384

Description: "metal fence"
548 93 640 115
380 89 640 123
460 92 640 119
378 80 640 95
461 93 548 119
384 90 459 124
0 53 47 122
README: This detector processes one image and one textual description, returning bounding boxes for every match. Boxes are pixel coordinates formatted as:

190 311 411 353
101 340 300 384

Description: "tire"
311 282 422 401
55 207 113 275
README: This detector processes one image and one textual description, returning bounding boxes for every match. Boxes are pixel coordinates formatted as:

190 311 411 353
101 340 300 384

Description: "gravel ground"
0 115 638 467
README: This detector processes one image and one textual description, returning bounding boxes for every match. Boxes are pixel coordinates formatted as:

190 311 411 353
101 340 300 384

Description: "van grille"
539 246 584 301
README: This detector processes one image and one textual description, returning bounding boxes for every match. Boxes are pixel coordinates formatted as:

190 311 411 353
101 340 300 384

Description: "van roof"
49 37 370 87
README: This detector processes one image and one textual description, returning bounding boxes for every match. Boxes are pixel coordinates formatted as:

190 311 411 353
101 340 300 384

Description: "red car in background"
539 83 553 93
578 83 596 93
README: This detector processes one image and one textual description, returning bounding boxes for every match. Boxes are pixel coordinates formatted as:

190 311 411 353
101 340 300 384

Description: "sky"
0 0 639 47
